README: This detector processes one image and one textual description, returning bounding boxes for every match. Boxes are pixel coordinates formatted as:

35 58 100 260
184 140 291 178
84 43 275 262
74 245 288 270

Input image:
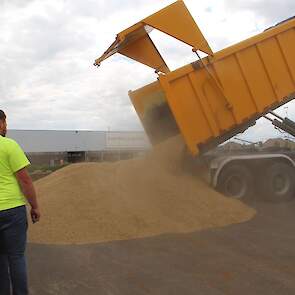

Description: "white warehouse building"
7 130 151 165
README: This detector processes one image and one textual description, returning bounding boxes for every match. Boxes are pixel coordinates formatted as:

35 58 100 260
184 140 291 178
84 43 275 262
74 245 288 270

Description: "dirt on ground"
28 136 255 244
28 200 295 295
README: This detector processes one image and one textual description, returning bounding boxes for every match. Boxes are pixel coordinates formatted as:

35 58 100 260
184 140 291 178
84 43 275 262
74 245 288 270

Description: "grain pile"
28 136 255 245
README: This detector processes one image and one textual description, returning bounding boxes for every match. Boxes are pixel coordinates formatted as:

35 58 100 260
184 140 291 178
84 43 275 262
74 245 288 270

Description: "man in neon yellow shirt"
0 110 40 295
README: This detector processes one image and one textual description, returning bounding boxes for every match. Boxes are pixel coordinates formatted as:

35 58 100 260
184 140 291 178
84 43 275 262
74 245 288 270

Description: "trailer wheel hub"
273 173 290 195
224 175 246 198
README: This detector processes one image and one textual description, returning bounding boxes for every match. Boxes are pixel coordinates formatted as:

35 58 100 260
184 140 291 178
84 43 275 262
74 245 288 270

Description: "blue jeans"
0 205 28 295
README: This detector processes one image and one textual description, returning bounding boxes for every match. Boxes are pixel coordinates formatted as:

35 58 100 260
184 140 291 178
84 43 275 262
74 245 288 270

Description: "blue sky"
0 0 294 142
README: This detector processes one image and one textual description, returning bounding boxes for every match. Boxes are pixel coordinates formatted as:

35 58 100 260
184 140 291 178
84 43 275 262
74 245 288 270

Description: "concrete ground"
27 200 295 295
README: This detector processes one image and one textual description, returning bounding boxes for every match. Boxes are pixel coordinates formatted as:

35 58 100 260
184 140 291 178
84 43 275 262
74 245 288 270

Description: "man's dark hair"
0 110 6 121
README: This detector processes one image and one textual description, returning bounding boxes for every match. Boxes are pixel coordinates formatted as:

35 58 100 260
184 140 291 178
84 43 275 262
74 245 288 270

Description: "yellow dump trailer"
95 1 295 156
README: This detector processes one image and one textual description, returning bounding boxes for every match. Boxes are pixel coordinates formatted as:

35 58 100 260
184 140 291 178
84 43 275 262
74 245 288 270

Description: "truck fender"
211 154 295 188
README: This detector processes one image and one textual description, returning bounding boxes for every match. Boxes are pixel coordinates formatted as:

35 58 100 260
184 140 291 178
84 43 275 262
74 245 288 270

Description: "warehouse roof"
7 130 150 153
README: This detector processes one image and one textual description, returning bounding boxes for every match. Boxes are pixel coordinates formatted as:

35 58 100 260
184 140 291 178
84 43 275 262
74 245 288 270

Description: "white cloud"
224 0 294 24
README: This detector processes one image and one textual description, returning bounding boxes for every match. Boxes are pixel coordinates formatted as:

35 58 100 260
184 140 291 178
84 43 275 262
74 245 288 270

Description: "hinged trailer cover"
94 0 213 73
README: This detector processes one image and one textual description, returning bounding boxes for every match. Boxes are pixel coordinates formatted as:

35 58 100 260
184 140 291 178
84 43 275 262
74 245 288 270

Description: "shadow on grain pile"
28 136 255 245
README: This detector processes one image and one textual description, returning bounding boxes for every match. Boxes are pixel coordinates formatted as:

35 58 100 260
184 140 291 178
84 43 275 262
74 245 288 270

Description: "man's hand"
15 167 40 223
31 208 41 223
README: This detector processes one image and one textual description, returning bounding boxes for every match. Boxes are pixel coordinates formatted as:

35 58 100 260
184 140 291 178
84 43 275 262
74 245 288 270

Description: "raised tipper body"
95 0 295 156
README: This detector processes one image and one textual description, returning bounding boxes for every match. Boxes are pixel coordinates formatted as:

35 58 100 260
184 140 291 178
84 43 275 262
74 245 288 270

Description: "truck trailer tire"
261 162 295 202
216 164 253 199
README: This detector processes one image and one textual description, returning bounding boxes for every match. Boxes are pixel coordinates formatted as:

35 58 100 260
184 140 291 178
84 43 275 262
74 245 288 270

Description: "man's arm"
15 167 40 223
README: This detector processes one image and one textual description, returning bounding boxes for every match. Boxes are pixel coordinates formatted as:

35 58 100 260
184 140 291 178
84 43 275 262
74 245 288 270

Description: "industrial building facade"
7 130 150 166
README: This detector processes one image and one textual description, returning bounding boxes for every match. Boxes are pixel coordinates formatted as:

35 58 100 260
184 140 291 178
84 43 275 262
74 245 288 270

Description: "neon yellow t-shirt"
0 136 30 211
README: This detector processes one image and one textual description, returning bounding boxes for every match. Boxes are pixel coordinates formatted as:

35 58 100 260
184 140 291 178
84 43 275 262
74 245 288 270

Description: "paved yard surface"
28 200 295 295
